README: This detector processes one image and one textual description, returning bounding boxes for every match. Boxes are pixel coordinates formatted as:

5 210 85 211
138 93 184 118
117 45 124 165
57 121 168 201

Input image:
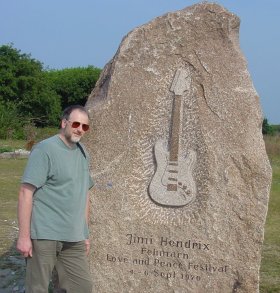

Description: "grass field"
0 158 27 256
259 153 280 293
0 136 279 292
0 158 27 291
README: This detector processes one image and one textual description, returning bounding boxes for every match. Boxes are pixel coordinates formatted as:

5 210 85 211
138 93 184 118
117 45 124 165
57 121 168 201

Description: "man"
16 105 94 293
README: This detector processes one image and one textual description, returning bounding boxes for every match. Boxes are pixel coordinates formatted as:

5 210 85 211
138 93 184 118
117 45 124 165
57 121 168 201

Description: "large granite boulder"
85 3 272 292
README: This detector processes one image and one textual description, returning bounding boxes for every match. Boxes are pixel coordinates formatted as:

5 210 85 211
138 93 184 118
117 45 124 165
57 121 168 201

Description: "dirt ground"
0 253 25 293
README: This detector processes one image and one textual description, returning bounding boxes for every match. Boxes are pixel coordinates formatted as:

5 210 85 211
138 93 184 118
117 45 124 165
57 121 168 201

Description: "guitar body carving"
149 139 196 207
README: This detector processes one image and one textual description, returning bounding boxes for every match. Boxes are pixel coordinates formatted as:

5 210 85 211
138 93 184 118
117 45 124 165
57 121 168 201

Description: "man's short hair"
61 105 89 121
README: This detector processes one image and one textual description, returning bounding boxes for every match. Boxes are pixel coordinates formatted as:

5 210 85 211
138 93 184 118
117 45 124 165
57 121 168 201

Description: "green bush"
0 44 62 128
0 102 25 139
0 146 13 153
45 66 101 109
0 44 101 131
35 127 58 141
262 118 275 135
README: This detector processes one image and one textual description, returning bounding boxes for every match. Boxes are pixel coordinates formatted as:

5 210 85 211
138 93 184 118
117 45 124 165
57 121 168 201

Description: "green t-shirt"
22 135 94 241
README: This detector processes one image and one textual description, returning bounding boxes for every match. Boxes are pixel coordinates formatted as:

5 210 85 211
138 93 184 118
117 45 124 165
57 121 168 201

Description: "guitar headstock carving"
170 68 192 96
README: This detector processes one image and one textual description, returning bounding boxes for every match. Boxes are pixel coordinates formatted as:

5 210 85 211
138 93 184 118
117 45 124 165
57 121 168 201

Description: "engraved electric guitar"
149 68 196 207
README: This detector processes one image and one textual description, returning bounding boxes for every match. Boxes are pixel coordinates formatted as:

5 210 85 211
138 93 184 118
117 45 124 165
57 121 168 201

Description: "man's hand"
85 239 90 256
17 237 33 258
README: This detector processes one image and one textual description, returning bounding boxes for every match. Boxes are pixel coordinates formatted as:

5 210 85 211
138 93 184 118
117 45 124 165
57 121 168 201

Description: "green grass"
0 158 27 255
260 155 280 293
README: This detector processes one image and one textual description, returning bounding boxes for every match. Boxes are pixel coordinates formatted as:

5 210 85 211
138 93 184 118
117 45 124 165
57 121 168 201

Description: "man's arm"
16 183 36 258
85 192 91 256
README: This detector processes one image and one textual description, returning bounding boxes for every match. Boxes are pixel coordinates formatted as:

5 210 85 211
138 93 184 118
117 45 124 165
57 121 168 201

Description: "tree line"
0 44 277 140
0 44 101 139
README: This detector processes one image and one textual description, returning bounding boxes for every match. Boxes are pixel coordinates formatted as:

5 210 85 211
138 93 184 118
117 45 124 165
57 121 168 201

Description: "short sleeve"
22 147 50 188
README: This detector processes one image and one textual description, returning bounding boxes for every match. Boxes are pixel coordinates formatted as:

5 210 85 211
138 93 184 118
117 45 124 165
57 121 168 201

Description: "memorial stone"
84 3 272 292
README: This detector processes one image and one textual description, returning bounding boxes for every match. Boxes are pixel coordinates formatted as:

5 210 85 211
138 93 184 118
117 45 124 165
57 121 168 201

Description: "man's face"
61 109 90 144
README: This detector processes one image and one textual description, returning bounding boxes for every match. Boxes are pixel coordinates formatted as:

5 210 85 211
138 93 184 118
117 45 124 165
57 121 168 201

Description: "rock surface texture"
85 3 272 293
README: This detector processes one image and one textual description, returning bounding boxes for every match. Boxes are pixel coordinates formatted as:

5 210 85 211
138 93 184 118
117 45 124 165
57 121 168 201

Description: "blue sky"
0 0 279 124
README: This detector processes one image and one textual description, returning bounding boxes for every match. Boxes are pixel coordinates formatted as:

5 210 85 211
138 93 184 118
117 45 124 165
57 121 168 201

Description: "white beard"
70 135 81 143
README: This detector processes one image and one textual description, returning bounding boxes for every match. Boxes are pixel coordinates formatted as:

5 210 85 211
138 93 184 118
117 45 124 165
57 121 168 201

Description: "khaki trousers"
25 240 92 293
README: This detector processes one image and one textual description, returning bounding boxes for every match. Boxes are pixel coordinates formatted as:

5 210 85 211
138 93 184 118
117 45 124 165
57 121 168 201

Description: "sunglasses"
67 120 90 132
